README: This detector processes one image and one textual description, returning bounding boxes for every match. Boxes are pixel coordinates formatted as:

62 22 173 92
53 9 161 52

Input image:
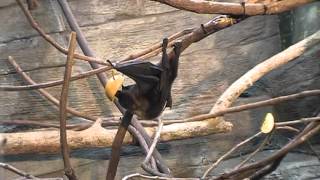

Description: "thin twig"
204 123 311 179
275 126 300 133
234 126 301 170
166 90 320 124
0 162 37 179
141 118 165 176
120 28 194 62
130 119 171 174
202 131 263 179
0 119 90 130
215 122 320 180
1 15 238 92
307 140 320 162
122 173 198 180
0 65 111 91
143 118 164 164
128 126 158 171
16 0 108 66
249 155 285 180
235 133 272 169
59 32 78 180
8 56 96 121
276 117 320 126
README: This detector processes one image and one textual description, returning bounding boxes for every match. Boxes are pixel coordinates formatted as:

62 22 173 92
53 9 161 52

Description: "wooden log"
1 119 232 155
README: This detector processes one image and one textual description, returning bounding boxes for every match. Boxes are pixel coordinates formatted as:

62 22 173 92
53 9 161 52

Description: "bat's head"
115 86 135 111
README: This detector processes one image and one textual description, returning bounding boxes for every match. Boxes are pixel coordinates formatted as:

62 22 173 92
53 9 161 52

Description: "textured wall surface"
0 0 319 179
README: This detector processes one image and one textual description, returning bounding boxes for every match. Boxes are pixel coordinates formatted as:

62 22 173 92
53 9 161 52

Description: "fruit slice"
105 70 124 101
261 113 275 134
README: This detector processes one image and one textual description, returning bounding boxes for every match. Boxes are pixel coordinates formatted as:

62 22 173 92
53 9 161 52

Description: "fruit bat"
106 39 182 180
111 38 181 120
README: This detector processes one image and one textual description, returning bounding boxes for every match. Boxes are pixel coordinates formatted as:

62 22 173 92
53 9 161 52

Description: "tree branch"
57 0 172 174
59 32 78 180
152 0 315 15
211 30 320 113
16 0 108 66
0 162 37 179
215 122 320 179
8 56 96 121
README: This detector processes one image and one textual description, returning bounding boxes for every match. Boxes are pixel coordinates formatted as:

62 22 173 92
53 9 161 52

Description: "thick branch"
211 30 320 113
152 0 315 15
1 117 231 155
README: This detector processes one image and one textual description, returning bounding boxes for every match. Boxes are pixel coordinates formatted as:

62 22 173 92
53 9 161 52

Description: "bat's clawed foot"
162 38 169 51
106 59 116 68
212 15 229 21
173 41 182 56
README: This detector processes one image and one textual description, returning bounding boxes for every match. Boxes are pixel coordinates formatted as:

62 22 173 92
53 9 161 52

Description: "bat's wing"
112 60 162 94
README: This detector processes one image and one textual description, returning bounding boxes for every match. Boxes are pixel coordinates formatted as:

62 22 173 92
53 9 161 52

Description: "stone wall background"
0 0 319 179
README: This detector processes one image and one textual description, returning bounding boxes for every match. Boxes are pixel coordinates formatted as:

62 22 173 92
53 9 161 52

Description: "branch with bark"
1 0 319 179
152 0 315 15
59 32 78 180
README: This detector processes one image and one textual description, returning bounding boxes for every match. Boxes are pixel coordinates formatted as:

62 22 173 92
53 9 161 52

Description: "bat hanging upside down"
106 38 182 180
109 38 182 120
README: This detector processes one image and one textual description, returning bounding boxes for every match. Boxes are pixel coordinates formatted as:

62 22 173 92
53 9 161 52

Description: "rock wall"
0 0 281 122
0 0 319 179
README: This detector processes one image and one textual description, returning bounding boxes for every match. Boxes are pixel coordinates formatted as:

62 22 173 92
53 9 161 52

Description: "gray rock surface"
0 0 319 179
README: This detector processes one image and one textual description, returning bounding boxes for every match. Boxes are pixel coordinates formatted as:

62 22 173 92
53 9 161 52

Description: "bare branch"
7 56 96 121
165 89 320 124
122 173 198 180
59 32 78 180
0 15 237 91
276 117 320 126
0 65 111 91
121 28 194 62
0 162 37 179
202 132 263 178
143 118 163 165
211 30 320 113
16 0 108 66
152 0 315 15
0 119 90 130
235 133 272 169
215 122 320 179
141 118 166 176
128 126 158 171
